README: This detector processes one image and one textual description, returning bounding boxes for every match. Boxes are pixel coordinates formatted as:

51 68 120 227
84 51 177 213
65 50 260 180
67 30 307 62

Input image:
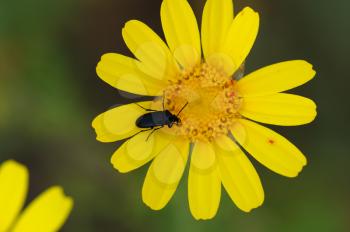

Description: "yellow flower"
0 160 73 231
93 0 317 219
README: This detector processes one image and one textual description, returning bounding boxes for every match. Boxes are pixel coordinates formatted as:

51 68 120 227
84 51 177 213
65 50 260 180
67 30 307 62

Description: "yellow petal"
111 131 175 173
222 7 259 75
122 20 179 81
96 53 164 96
188 142 221 220
240 93 317 126
92 101 152 142
190 141 216 170
161 0 201 69
215 136 264 212
0 160 28 232
142 138 189 210
12 186 73 232
236 60 316 97
201 0 233 60
231 119 307 177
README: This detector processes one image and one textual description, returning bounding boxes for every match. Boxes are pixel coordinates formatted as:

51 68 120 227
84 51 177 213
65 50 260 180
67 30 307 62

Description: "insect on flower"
93 0 317 220
134 96 189 140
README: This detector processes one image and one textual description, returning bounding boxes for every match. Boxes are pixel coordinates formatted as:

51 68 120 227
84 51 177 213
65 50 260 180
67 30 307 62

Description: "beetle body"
131 101 188 140
136 110 180 129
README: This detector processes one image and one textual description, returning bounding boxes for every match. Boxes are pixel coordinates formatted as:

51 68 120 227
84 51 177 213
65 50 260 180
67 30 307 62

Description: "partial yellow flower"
93 0 317 220
0 160 73 232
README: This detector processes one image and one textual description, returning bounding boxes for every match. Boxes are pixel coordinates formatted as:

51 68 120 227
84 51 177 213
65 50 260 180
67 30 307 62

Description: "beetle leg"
146 126 163 141
128 128 153 140
134 103 156 112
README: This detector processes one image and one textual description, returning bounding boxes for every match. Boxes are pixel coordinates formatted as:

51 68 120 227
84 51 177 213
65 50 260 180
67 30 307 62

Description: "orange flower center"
161 62 242 142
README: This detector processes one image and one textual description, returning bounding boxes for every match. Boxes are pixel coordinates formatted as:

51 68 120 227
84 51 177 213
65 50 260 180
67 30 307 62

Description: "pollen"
162 62 243 142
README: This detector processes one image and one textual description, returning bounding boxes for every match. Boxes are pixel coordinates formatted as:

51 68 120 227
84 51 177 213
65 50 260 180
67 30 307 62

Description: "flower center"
162 62 242 142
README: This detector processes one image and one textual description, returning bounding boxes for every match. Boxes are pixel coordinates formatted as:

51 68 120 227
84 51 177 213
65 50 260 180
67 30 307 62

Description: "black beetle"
133 99 188 140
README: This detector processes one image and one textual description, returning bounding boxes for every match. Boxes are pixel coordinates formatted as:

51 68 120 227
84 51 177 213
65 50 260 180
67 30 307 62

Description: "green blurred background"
1 0 349 231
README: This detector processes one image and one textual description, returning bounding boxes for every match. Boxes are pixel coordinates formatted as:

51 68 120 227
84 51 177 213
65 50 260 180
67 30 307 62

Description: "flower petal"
236 60 316 97
215 136 264 212
96 53 164 96
122 20 179 81
222 7 259 75
142 138 189 210
0 160 28 232
12 186 73 232
231 119 307 177
188 142 221 220
201 0 233 60
161 0 201 69
240 93 317 126
111 131 175 173
92 101 152 142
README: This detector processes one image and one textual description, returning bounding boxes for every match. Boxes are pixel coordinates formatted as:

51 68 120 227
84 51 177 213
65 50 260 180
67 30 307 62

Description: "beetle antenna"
176 102 188 116
162 90 166 110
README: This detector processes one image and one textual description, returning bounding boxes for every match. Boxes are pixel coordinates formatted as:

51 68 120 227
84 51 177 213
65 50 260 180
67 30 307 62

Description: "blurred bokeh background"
1 0 349 231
